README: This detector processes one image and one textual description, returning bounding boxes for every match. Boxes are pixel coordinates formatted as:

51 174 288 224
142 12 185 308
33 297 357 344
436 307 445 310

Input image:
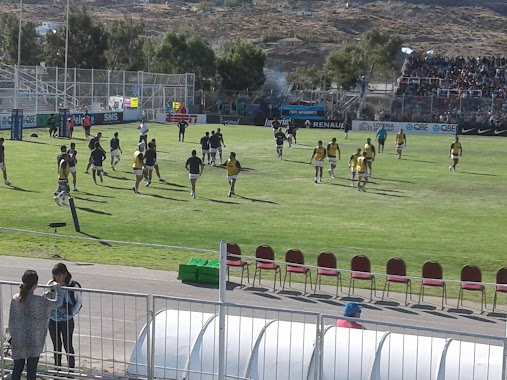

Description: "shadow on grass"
78 231 112 247
101 185 132 192
165 182 187 188
371 177 415 184
72 196 107 204
78 191 115 199
367 190 409 198
107 176 131 182
235 195 278 205
6 185 39 193
75 207 112 216
157 186 187 193
405 159 438 164
284 159 312 165
460 171 498 177
20 139 47 145
201 197 240 205
240 167 256 172
144 193 188 202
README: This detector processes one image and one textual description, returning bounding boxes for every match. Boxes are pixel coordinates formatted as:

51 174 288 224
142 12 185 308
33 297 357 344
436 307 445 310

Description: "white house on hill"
35 21 65 36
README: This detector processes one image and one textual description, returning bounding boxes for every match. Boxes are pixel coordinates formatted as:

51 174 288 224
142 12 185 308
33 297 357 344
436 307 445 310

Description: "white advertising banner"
0 112 37 130
352 120 457 135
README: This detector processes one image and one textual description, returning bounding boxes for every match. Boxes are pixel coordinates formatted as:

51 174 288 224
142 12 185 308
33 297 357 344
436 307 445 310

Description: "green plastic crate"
205 260 220 269
197 273 219 285
178 268 197 282
178 258 208 282
187 258 208 267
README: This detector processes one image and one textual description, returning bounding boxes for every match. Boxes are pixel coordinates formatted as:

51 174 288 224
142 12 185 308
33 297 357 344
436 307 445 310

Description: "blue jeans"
12 357 39 380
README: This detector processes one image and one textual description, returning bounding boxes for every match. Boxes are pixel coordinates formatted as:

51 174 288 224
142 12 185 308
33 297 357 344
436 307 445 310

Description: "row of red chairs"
226 243 507 312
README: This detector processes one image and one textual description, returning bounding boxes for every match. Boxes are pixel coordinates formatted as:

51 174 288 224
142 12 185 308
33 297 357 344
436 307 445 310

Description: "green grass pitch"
0 123 505 300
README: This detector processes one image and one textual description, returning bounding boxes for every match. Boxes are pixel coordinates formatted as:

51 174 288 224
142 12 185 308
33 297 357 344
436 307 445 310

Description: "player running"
150 139 165 182
376 126 387 153
225 152 241 197
144 142 157 187
209 130 221 166
177 119 189 142
216 128 226 164
272 117 281 137
109 132 122 170
185 149 205 199
0 138 11 186
82 111 92 138
85 132 105 174
327 137 341 178
274 128 286 160
138 119 149 147
286 119 297 147
356 151 368 192
395 129 407 159
310 141 326 183
54 153 70 206
67 116 75 139
89 142 106 185
364 138 376 176
47 113 57 138
67 142 78 191
348 148 362 186
200 132 211 164
449 136 462 172
132 143 146 194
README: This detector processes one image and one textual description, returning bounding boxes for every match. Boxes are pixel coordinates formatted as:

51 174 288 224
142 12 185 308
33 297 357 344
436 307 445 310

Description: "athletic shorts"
396 143 405 150
133 168 143 176
314 160 324 168
92 165 103 171
110 149 120 157
277 145 283 149
218 146 223 152
69 166 76 173
189 173 200 180
145 165 154 171
366 157 374 163
451 154 459 160
0 162 5 171
210 147 218 153
358 172 368 178
228 175 238 181
378 139 386 146
328 157 337 164
202 149 209 154
350 167 357 173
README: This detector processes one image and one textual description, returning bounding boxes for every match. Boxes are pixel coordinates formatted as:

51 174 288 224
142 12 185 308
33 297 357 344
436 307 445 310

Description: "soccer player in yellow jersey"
310 140 326 183
363 138 376 176
356 151 368 191
132 143 145 194
348 148 362 187
395 129 407 159
327 137 341 178
225 152 241 197
449 136 462 172
54 153 70 206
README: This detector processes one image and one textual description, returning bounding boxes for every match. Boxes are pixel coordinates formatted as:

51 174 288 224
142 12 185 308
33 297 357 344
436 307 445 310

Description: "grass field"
0 123 505 301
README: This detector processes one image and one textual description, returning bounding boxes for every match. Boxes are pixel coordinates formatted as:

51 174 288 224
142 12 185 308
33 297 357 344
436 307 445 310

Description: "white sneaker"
227 191 232 197
192 193 196 199
146 181 151 187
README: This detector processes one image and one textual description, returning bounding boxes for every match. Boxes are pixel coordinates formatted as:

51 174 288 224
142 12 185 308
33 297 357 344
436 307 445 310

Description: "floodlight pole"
63 0 70 109
14 0 23 110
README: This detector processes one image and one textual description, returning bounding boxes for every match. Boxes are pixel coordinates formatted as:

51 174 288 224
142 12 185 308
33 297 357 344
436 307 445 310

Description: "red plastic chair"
418 261 447 309
226 242 249 285
348 255 376 301
252 245 281 291
493 267 507 312
382 257 411 306
457 265 486 313
315 252 342 297
282 249 312 293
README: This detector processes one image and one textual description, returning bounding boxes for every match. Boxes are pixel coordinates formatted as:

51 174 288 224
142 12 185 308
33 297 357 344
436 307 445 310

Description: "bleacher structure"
0 62 195 114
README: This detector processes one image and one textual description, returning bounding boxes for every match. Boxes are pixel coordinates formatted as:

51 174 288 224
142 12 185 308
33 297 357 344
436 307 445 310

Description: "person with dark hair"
0 137 10 185
177 119 189 142
225 151 241 197
82 111 92 139
200 132 211 165
185 149 204 199
89 141 106 185
144 142 157 187
150 139 165 182
47 263 82 372
138 119 149 147
9 270 62 380
47 113 57 138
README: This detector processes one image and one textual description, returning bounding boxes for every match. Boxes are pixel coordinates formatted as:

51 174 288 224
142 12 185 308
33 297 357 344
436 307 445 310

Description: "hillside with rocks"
1 0 507 71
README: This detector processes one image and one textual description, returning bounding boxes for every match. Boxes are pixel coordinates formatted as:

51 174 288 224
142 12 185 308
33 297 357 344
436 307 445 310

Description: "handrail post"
218 240 227 380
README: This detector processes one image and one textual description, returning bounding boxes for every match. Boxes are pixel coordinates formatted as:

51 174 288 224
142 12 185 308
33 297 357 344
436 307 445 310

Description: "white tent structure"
128 309 503 380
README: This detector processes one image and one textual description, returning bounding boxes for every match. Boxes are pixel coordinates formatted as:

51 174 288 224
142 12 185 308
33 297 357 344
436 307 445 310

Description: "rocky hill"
1 0 507 71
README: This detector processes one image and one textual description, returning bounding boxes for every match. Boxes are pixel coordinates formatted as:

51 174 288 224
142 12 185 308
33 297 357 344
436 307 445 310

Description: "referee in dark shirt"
185 149 204 199
143 142 157 187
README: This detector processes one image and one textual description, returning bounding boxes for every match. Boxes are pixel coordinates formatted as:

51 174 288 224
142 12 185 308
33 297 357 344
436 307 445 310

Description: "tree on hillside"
216 39 266 91
0 14 41 66
326 28 402 90
105 17 145 71
151 31 216 90
288 66 322 90
42 6 108 69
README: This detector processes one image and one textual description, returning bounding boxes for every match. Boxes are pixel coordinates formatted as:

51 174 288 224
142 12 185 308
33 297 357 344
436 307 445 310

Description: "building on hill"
277 37 303 48
35 21 65 37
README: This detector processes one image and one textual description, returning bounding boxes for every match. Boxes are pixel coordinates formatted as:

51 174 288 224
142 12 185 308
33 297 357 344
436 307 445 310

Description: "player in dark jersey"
272 117 281 137
185 149 205 199
56 145 67 173
200 132 211 164
110 132 122 170
85 132 105 174
150 139 165 182
0 138 10 186
67 142 78 191
286 120 297 147
216 127 226 164
89 141 106 185
177 120 189 142
209 130 221 166
143 142 157 187
274 128 286 160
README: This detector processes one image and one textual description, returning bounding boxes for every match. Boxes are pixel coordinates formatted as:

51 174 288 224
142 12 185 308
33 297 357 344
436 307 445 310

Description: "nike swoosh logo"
494 129 507 135
461 128 475 133
478 129 491 134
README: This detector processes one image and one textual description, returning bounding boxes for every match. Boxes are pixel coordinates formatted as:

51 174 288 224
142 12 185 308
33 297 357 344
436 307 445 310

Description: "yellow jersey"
327 142 339 157
450 142 461 155
226 159 241 176
132 150 144 169
364 143 374 158
313 147 326 161
349 153 360 168
356 156 367 173
58 160 69 180
396 133 406 144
